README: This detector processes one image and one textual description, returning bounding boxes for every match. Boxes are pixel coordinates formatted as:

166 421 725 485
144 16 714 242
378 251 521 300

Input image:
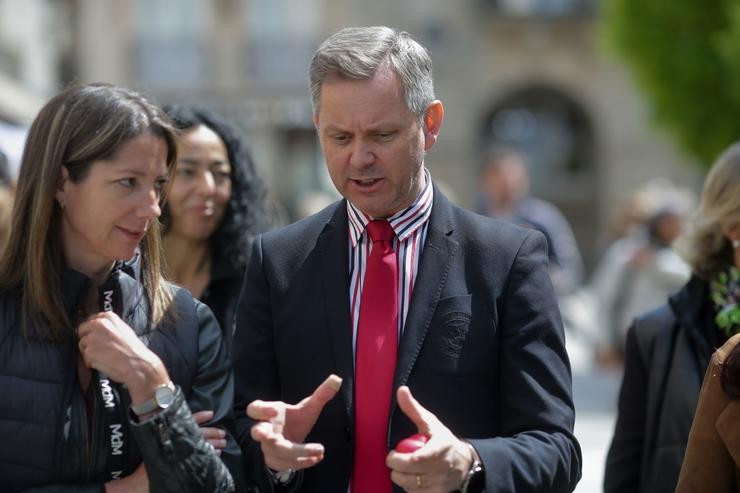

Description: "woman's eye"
118 178 135 188
176 167 195 177
155 179 169 193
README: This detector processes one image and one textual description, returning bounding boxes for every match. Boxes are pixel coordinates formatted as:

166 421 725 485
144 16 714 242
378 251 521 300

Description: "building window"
483 0 595 17
133 0 204 88
244 0 320 87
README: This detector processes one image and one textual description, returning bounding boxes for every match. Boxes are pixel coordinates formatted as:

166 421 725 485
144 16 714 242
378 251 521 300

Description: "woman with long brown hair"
0 83 236 492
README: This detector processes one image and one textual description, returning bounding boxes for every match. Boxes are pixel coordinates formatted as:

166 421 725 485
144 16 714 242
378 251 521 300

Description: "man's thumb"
397 386 433 434
303 374 342 414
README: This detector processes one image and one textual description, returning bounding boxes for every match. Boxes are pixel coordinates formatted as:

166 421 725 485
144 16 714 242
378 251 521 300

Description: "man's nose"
349 139 375 168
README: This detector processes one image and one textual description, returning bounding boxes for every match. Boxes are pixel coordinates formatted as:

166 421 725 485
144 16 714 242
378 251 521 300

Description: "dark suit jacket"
232 186 581 492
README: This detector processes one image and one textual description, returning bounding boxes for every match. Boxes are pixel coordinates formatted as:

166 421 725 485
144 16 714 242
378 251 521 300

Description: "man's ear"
313 112 320 130
422 100 444 151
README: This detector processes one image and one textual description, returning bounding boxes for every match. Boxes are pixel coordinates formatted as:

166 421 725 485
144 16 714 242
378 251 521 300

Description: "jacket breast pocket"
416 294 494 375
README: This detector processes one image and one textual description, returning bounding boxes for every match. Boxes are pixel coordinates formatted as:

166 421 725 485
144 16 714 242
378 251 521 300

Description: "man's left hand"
386 386 476 492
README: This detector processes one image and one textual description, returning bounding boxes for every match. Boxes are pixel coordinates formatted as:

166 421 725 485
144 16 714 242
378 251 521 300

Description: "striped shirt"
347 168 434 356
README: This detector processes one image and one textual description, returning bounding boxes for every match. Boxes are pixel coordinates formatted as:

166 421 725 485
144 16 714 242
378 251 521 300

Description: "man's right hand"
247 374 342 473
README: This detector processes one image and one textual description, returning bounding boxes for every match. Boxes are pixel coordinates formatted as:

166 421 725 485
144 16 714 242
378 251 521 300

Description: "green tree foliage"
604 0 740 166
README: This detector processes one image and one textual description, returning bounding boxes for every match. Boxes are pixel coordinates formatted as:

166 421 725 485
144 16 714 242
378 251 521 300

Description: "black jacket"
233 188 580 492
604 276 726 493
0 256 239 492
200 249 246 350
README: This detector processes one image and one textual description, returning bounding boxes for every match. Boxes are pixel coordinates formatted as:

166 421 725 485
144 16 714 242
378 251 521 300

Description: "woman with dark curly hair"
162 106 269 343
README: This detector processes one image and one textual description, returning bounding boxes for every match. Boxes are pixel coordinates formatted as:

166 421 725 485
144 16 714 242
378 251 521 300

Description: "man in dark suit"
232 26 581 493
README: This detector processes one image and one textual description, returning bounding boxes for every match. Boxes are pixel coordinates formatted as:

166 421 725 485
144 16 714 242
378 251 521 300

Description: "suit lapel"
319 202 354 418
392 188 458 396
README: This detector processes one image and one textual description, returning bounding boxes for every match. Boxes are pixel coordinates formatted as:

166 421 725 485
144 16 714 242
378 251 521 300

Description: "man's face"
314 67 442 219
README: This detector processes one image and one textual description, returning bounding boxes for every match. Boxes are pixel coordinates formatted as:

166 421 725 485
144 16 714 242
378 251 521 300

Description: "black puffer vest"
0 257 203 491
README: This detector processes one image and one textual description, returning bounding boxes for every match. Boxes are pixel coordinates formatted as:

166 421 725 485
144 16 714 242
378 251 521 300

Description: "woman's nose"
138 189 161 219
195 171 216 195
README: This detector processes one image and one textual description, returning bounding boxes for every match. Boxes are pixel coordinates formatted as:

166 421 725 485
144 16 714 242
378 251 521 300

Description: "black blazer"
604 277 723 493
232 186 581 492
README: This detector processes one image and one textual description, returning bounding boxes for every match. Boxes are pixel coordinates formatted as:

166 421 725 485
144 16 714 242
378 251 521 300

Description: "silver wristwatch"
267 467 295 485
130 382 176 416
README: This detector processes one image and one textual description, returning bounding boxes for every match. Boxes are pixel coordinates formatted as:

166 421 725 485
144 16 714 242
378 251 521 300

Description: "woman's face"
56 133 169 278
723 219 740 268
167 124 232 242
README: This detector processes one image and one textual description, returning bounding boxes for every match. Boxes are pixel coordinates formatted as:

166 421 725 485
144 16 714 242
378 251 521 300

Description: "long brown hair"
0 83 178 341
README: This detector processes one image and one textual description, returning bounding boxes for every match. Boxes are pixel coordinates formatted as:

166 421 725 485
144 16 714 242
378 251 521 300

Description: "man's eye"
332 134 350 144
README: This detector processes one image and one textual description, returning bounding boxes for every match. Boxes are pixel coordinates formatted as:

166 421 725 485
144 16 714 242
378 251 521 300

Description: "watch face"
470 464 485 491
154 385 175 409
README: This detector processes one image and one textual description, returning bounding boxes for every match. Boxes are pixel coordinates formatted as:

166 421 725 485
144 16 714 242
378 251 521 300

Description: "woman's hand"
105 463 148 493
77 311 170 404
193 410 228 456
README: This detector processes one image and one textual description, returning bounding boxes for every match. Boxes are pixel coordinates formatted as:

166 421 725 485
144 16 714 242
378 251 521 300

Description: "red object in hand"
396 433 430 453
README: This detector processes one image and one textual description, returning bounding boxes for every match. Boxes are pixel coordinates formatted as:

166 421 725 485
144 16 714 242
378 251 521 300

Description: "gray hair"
676 142 740 279
309 26 435 119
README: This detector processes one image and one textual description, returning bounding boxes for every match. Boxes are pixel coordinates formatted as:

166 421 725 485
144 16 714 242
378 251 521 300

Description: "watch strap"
130 381 175 416
266 467 295 485
460 441 484 493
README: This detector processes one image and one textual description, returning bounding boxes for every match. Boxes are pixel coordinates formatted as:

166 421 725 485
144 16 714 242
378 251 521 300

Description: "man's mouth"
352 178 383 187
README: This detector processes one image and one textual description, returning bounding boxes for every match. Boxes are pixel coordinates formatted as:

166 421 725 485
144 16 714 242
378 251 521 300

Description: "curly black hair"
162 105 269 270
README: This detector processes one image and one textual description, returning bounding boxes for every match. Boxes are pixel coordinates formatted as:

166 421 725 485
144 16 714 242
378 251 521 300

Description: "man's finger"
396 386 435 434
251 421 278 442
247 400 281 421
261 437 327 471
300 374 342 414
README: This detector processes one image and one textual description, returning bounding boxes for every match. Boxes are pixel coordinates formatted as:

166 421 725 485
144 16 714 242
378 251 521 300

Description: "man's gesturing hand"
247 374 342 473
387 386 478 492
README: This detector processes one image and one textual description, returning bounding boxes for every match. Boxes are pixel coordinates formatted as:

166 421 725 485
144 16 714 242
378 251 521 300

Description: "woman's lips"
117 226 145 242
188 205 215 216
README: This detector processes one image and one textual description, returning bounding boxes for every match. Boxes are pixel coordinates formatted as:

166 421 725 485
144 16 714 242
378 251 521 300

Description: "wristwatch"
130 381 176 416
266 467 295 485
460 443 485 493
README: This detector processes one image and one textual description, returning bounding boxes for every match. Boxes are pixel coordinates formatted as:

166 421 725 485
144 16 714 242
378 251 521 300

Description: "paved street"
572 366 622 493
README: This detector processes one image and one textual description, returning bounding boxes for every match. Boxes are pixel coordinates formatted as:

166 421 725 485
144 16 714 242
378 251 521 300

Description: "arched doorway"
480 85 598 270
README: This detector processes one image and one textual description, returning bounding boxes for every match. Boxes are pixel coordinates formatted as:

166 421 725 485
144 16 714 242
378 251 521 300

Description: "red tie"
352 220 398 493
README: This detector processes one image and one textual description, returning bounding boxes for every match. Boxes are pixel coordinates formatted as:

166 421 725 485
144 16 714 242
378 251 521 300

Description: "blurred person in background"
478 145 584 294
0 148 14 252
604 143 740 493
673 144 740 492
162 105 269 344
589 179 694 365
0 83 237 492
0 147 14 189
